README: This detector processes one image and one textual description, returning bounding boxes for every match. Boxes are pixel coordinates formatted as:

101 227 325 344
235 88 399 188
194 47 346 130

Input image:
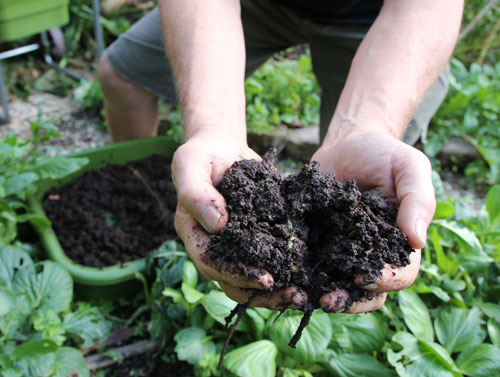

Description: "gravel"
0 91 109 154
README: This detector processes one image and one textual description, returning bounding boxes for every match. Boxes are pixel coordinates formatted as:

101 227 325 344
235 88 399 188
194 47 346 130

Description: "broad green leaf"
182 260 198 288
430 286 451 302
486 185 500 228
13 339 58 359
52 347 89 377
487 319 500 347
201 290 252 332
321 350 393 377
435 307 485 353
340 313 386 353
34 156 88 179
268 311 331 363
281 368 313 377
457 344 500 377
13 261 73 313
442 279 466 293
16 351 56 377
3 173 38 196
433 220 483 253
246 308 266 338
434 202 454 220
223 340 278 377
63 308 112 348
398 291 434 341
389 332 461 377
477 302 500 323
181 283 204 304
0 286 16 316
253 307 273 319
0 246 33 289
163 287 186 303
174 327 216 365
430 227 459 276
417 339 462 376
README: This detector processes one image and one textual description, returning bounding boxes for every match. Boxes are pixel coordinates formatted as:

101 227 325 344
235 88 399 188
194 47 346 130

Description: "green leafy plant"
426 59 500 186
0 247 112 377
0 115 88 245
245 51 320 134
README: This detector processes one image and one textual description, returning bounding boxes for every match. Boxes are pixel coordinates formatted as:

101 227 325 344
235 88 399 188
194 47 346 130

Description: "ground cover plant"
0 118 113 377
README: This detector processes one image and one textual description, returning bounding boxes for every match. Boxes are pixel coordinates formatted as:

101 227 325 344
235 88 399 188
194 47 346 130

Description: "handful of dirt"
206 149 414 312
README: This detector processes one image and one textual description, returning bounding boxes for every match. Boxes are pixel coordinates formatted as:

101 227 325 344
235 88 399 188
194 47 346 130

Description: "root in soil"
206 148 414 347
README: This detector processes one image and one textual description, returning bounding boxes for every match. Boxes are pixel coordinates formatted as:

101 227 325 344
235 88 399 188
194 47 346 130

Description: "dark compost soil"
43 155 178 268
104 353 194 377
206 149 414 312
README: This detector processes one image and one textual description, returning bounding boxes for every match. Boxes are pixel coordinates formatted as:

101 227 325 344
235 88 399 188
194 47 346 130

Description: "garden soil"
44 155 178 268
206 149 414 311
104 352 194 377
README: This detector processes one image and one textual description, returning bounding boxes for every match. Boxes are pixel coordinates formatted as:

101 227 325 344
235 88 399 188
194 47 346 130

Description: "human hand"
172 130 308 309
311 130 435 313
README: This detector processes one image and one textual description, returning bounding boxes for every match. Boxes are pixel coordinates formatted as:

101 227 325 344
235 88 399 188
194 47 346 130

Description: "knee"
98 55 119 91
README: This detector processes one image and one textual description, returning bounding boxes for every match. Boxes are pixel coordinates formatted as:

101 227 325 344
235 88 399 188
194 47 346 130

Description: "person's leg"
306 24 368 142
98 7 177 141
98 57 159 141
241 0 307 77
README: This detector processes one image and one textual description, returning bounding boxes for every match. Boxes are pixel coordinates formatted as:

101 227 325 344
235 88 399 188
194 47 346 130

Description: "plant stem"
459 0 499 41
477 12 500 65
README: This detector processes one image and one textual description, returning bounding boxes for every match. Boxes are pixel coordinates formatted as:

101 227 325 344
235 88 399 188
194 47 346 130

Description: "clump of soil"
206 149 413 311
44 155 178 268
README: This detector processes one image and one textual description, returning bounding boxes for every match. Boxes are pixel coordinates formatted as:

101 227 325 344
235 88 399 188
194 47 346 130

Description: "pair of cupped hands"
172 129 435 314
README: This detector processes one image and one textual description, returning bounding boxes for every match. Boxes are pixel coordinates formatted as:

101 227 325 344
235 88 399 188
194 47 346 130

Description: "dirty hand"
172 130 308 309
311 130 435 313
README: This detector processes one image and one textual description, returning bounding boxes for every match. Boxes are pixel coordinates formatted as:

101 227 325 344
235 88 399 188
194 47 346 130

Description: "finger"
171 143 228 234
355 249 421 292
219 283 308 310
320 289 350 313
175 204 273 289
344 292 387 314
392 144 436 249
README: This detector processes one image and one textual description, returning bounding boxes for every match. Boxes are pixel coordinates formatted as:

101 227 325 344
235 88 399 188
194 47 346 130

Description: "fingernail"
361 283 378 290
200 205 221 233
414 218 428 246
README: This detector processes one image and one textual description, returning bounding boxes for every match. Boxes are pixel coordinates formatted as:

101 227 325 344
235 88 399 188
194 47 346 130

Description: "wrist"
322 111 402 148
183 111 247 144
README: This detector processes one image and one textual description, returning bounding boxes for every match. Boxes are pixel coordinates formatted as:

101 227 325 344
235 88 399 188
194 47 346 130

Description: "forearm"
159 0 247 141
325 0 463 143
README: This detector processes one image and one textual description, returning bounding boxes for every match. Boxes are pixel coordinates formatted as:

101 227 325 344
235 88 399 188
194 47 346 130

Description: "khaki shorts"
105 1 449 145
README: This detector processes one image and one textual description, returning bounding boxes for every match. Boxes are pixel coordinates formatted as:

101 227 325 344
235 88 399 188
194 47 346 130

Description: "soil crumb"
44 155 178 268
205 149 413 310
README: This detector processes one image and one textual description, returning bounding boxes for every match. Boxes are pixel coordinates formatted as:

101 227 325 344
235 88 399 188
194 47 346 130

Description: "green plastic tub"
29 136 180 300
0 0 69 42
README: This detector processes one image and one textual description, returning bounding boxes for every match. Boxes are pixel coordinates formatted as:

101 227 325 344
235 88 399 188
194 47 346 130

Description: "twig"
459 0 499 41
127 166 168 222
80 326 135 356
218 294 257 370
85 339 161 370
288 303 313 348
477 11 500 64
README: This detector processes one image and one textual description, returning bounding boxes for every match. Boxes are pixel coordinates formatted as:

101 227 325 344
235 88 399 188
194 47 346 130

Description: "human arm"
313 0 463 312
159 0 307 308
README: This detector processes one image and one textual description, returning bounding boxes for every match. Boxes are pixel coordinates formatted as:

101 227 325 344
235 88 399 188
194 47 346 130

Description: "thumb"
393 144 436 249
171 144 228 234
